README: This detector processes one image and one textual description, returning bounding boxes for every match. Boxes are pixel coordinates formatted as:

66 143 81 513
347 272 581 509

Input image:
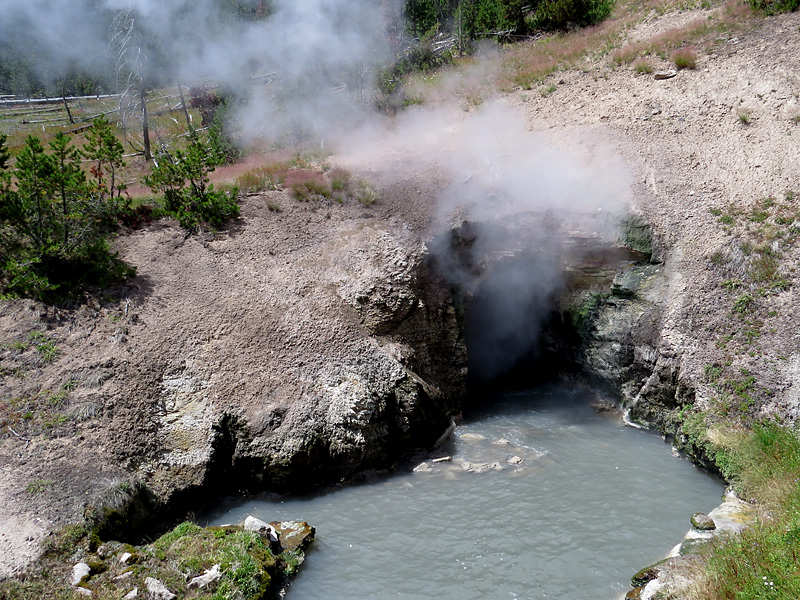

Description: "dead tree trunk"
177 80 192 129
140 84 151 161
61 82 75 124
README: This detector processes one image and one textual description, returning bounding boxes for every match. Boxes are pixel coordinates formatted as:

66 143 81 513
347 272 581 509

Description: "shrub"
145 131 239 232
749 0 800 14
329 167 351 192
355 180 379 205
531 0 615 31
285 169 331 201
633 59 654 74
672 47 698 69
0 129 134 300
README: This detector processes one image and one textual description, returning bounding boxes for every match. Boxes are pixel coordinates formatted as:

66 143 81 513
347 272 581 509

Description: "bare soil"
2 5 800 581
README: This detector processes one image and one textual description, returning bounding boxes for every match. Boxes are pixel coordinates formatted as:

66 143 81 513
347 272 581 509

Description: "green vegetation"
748 0 799 14
404 0 614 40
530 0 615 31
672 46 698 69
0 514 315 600
633 59 654 74
676 414 800 599
0 123 135 300
672 188 800 598
738 108 753 124
145 130 239 232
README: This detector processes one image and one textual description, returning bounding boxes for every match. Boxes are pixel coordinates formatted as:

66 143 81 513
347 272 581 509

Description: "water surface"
206 385 723 599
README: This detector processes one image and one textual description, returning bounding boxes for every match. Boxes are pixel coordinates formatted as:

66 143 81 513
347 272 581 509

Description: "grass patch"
285 169 332 201
672 46 698 69
700 422 800 599
633 59 654 74
737 108 753 124
355 180 379 205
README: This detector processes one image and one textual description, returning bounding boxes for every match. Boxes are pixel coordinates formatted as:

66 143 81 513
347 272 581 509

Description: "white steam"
341 100 632 381
1 0 399 141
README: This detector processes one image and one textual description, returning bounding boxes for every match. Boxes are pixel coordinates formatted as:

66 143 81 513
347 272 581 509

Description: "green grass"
672 47 698 69
700 422 800 599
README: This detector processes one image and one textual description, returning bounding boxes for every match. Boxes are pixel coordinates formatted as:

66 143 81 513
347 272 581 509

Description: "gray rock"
145 577 176 600
74 587 92 597
244 516 280 544
654 70 677 80
119 552 133 564
123 588 138 600
188 564 222 589
413 461 432 473
71 562 91 586
508 455 524 465
691 512 716 530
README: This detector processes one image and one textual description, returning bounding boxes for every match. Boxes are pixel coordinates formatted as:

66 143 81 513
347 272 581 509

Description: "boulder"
690 513 716 531
145 577 175 600
188 564 222 589
244 516 280 544
71 562 91 586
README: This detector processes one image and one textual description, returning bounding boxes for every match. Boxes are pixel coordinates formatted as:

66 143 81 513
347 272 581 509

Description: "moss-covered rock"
0 519 314 600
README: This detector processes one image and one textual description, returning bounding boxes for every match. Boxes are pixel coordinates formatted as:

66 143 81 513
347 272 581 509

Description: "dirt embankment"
2 5 800 582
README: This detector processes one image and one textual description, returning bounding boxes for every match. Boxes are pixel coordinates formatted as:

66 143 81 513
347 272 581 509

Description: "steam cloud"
1 0 400 141
342 101 632 382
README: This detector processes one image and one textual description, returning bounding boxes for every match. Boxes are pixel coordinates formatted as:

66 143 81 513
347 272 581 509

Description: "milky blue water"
205 384 723 599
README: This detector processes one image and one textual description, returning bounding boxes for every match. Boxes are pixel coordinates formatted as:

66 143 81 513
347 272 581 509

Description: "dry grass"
502 0 755 88
633 58 655 74
285 169 332 201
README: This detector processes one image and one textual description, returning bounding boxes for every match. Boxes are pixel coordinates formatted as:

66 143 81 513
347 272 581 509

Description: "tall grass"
699 422 800 599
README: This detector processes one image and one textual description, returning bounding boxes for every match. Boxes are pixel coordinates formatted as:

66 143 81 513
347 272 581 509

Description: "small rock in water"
590 400 616 412
461 461 474 472
490 462 503 471
508 456 524 465
71 562 91 586
413 462 433 473
145 577 176 600
691 513 716 531
188 564 222 589
493 438 511 446
460 433 485 442
244 515 280 544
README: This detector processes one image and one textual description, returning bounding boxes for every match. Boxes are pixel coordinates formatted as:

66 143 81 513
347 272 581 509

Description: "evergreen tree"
145 131 239 233
0 127 133 300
